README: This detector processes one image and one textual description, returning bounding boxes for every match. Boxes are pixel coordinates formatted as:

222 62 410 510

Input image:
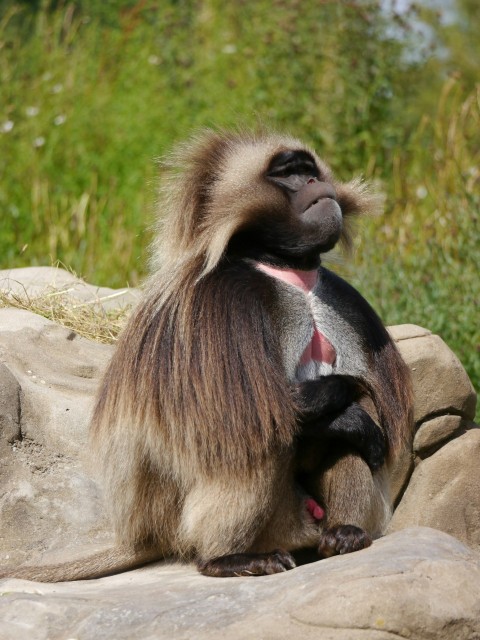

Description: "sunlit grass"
347 82 480 413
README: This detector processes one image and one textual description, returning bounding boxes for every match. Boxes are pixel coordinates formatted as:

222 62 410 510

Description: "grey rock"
389 429 480 552
414 413 469 457
387 323 432 341
0 308 115 567
1 271 479 640
0 528 479 640
395 332 477 423
0 362 21 444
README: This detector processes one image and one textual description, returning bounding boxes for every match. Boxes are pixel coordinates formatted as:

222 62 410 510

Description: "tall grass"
0 2 478 412
1 1 413 285
348 80 480 399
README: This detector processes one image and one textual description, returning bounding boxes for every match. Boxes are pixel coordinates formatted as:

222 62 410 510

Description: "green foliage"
346 79 480 405
0 1 478 411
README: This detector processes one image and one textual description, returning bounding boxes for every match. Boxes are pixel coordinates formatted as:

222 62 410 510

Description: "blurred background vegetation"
0 0 478 404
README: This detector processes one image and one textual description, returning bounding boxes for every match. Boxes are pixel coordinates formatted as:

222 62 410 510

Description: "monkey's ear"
335 177 384 250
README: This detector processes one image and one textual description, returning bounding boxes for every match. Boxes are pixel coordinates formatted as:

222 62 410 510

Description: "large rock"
1 268 479 639
0 308 115 566
387 323 478 506
391 327 477 423
414 414 470 458
0 267 140 567
388 429 480 552
0 528 479 640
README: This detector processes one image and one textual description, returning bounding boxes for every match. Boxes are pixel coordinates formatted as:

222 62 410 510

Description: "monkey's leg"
179 463 316 577
313 448 391 558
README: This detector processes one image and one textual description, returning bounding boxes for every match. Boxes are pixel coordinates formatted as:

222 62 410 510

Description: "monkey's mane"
93 132 304 476
94 259 298 476
150 129 381 279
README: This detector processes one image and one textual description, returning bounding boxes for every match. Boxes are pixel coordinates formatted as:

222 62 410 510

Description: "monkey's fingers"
364 434 388 471
319 403 388 471
317 525 372 558
197 549 296 577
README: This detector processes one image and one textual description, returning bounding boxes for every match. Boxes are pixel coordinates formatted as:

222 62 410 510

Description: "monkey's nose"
292 180 337 213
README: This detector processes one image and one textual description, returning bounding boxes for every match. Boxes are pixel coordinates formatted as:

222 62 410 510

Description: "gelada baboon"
0 130 413 581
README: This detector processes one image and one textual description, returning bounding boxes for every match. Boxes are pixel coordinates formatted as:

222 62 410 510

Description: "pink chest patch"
256 262 336 366
301 327 336 365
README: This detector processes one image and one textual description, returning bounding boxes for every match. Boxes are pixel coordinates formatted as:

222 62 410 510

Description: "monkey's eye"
267 150 320 191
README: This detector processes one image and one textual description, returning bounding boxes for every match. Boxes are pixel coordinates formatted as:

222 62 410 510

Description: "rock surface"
0 307 115 566
388 430 480 552
0 267 479 639
395 331 477 423
1 528 479 640
414 413 470 458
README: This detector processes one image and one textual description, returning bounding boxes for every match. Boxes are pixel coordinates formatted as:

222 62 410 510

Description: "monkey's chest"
293 288 368 382
295 305 337 381
257 264 367 383
262 274 340 382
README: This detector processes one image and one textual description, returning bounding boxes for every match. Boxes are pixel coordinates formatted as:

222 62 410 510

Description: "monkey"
0 130 413 582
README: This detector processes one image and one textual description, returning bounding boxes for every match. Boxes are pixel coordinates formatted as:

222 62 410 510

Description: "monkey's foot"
197 549 296 577
317 525 372 558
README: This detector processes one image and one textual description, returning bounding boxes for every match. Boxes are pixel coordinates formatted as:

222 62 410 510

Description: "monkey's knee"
316 447 391 535
178 479 273 558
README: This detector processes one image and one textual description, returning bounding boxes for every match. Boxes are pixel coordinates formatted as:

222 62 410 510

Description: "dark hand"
295 375 361 422
299 401 387 471
323 403 387 471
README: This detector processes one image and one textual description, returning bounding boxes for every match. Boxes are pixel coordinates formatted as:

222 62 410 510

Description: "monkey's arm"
295 378 387 471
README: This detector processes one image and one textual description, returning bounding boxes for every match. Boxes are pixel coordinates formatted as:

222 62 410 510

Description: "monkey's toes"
260 549 297 575
197 549 296 577
317 525 372 558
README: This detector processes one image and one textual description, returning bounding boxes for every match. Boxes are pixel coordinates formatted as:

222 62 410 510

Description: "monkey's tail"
0 546 164 583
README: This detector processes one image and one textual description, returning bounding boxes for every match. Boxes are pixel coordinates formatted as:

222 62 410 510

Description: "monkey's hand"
300 402 387 471
320 403 387 471
294 375 361 423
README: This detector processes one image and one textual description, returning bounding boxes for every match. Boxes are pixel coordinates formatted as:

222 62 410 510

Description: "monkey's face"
157 131 375 274
266 149 343 261
224 144 344 270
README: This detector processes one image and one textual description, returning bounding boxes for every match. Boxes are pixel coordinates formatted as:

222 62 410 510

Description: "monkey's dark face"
267 150 343 260
227 148 343 270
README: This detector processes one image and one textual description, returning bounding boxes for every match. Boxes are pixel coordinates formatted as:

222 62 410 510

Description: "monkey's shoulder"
315 268 391 350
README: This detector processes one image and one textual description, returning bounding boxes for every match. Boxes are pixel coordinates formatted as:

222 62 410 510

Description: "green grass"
0 2 478 417
348 80 480 402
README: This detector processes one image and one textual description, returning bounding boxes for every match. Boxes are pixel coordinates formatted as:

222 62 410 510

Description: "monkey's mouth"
300 199 343 246
292 179 338 213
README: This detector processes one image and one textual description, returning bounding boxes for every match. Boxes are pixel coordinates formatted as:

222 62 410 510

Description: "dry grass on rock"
0 289 130 344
